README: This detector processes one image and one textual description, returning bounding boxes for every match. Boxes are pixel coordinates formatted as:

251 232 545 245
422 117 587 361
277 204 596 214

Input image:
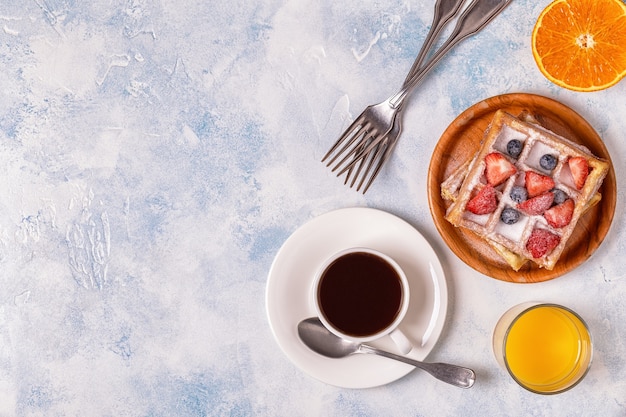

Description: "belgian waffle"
442 110 609 270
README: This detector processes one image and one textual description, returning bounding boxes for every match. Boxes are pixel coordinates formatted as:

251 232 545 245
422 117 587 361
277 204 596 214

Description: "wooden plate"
427 93 616 283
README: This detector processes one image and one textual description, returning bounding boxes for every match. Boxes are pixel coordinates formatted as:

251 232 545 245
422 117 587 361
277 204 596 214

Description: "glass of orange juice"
493 302 593 394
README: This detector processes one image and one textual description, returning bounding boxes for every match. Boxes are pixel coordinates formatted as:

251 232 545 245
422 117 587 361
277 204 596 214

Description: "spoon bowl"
298 317 476 389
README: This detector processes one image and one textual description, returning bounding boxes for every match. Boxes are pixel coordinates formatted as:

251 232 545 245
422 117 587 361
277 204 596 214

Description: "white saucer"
266 207 448 388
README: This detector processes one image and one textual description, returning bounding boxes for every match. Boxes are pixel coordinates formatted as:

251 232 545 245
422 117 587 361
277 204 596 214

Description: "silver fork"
322 0 514 193
335 0 466 192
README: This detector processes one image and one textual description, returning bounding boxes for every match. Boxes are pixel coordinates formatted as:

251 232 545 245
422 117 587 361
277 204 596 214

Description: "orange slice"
532 0 626 92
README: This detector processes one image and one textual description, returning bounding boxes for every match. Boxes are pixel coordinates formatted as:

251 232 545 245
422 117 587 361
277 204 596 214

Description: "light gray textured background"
1 0 625 415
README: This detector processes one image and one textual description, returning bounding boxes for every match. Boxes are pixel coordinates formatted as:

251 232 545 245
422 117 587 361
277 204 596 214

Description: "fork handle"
390 0 513 109
402 0 467 88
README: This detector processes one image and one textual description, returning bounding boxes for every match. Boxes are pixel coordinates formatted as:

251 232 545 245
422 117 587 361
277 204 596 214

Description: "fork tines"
321 118 389 193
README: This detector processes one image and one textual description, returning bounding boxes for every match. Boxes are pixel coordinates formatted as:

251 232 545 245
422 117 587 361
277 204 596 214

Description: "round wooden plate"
427 93 616 283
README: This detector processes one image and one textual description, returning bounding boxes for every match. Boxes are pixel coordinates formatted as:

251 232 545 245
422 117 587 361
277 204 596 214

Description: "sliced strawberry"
484 152 516 186
568 157 589 190
526 228 561 258
544 199 575 228
466 185 498 215
517 192 554 215
525 171 555 197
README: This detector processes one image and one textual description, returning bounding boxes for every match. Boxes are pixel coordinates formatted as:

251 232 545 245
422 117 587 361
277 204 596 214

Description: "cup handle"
389 328 413 354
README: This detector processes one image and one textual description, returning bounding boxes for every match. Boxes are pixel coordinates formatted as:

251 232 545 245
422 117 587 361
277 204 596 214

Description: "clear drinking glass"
492 302 593 394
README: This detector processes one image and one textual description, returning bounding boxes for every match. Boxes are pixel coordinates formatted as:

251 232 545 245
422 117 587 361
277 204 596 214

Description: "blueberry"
506 139 523 159
509 186 528 203
539 154 557 171
501 207 521 225
553 189 568 205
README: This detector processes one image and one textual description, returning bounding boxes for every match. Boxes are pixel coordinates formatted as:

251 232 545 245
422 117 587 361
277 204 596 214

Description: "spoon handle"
359 345 476 388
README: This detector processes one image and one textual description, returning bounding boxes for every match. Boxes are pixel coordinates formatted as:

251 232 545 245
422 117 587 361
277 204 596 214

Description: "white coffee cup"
312 247 412 354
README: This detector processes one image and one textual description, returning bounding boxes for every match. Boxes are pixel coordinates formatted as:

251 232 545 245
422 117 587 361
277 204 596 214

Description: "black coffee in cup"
317 251 403 337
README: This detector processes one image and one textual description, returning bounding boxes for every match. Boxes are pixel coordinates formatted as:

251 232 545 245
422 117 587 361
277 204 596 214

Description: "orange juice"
503 305 592 393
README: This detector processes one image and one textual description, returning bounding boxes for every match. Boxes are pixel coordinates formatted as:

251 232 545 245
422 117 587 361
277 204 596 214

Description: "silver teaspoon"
297 317 476 389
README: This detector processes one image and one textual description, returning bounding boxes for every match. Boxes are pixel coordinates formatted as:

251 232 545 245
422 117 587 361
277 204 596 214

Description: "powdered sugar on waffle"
443 110 610 270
